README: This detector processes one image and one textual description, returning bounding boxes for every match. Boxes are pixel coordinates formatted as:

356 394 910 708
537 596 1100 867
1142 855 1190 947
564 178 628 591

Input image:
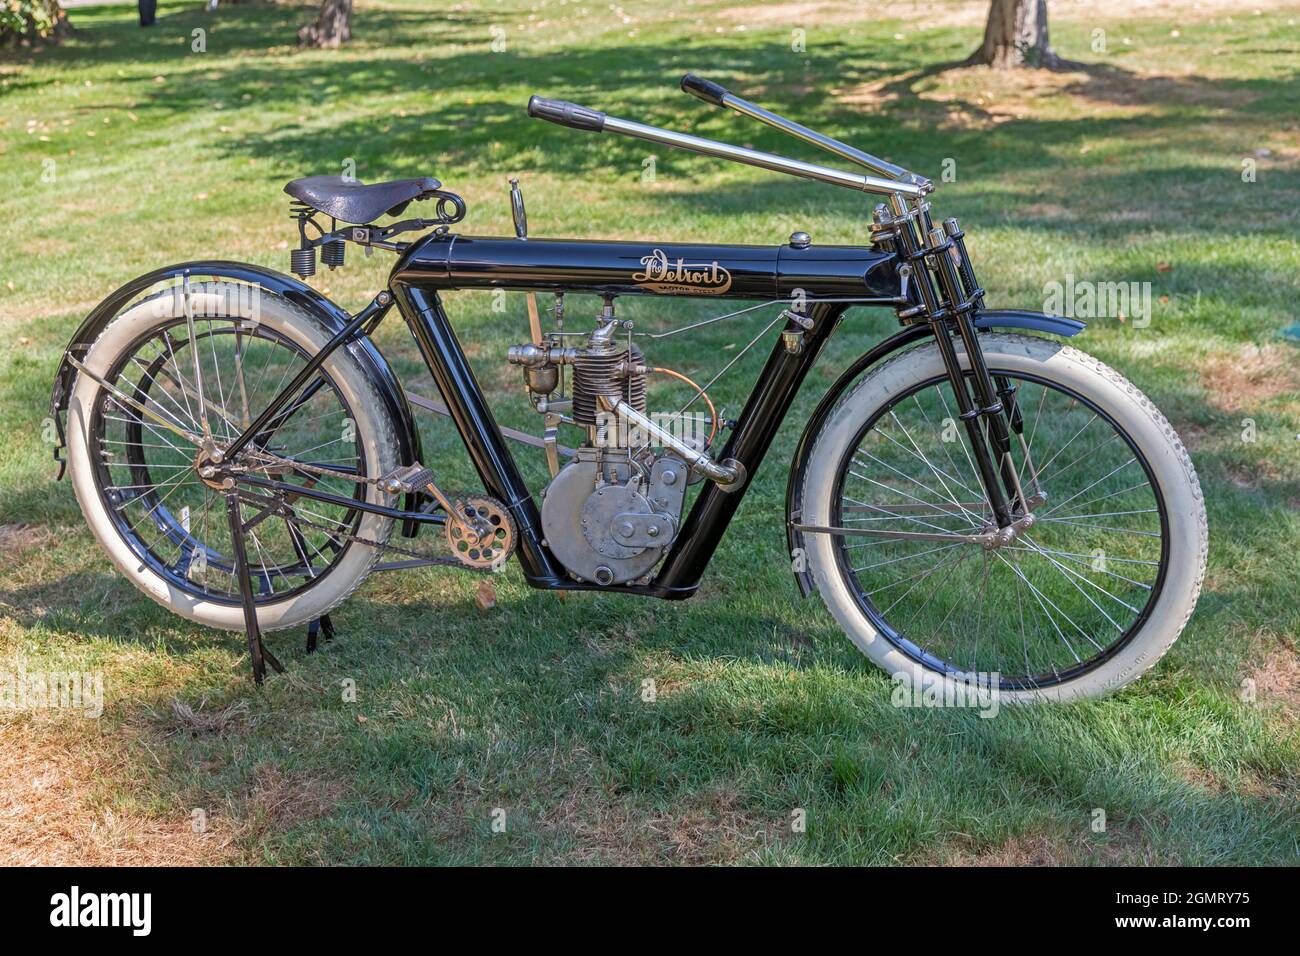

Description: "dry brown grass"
0 687 351 865
1248 644 1300 721
535 781 647 864
942 831 1073 865
936 821 1160 866
0 523 56 556
721 0 1298 31
1174 759 1286 799
1199 344 1300 415
0 715 241 866
643 787 780 864
528 744 779 864
245 764 349 830
167 697 255 737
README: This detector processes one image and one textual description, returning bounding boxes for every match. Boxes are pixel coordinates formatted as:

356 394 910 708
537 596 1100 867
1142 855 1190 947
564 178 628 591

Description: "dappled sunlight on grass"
0 0 1296 864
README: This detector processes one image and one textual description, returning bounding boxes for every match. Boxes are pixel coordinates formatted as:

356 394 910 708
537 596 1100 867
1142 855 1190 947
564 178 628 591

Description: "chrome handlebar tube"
678 72 929 189
525 94 929 201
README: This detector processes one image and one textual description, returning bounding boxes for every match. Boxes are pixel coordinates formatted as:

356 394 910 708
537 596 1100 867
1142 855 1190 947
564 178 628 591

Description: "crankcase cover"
540 459 664 585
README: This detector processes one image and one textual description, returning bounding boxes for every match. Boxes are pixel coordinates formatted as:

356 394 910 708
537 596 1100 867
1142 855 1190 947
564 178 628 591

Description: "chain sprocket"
230 450 517 573
444 495 516 570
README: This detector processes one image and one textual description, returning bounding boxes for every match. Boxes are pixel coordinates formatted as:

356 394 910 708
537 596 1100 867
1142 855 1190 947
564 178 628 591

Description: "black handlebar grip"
680 73 729 107
526 96 606 132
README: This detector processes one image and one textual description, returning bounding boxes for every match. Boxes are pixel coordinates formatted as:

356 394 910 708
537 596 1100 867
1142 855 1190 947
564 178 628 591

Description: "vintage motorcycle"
49 75 1206 699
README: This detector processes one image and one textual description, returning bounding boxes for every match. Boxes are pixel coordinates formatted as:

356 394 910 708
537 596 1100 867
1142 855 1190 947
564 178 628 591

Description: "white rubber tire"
67 285 399 633
802 333 1207 703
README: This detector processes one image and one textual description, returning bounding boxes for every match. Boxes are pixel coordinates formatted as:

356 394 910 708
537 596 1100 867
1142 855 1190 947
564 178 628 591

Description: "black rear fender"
48 262 423 519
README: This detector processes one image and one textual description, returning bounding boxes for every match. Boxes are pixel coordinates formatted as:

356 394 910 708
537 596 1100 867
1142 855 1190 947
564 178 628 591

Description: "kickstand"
306 613 335 653
225 493 284 685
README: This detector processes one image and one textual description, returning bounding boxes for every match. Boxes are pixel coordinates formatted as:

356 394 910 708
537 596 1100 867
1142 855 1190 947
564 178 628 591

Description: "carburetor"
508 296 647 435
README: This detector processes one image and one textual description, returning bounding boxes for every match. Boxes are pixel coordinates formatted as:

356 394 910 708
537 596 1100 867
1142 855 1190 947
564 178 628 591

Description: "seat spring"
290 200 322 276
321 239 346 269
290 246 316 278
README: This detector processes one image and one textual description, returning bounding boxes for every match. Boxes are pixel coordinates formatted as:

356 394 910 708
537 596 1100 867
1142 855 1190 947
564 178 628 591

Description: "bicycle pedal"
380 463 437 494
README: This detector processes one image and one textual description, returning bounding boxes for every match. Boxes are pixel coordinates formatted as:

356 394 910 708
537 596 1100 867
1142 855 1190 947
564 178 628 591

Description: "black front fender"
785 309 1084 597
48 261 423 481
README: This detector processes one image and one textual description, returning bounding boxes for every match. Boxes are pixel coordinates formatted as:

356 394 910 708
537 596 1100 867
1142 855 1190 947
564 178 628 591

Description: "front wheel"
801 333 1207 703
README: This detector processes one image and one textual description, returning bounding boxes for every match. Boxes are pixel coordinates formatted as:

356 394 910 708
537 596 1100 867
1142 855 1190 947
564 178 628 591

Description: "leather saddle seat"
284 175 442 224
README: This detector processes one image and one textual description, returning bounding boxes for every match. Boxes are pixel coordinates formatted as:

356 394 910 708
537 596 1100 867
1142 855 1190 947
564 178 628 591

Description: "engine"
508 298 698 586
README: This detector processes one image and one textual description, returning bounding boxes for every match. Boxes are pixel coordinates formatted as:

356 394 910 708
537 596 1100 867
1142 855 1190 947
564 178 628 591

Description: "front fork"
875 198 1030 530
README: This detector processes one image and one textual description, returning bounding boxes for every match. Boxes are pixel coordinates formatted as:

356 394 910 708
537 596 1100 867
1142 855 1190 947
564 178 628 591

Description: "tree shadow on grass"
868 53 1299 120
100 577 1299 864
11 2 1297 247
0 569 227 652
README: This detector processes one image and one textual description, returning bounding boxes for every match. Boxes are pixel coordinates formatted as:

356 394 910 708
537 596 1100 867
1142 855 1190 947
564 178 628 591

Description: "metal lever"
509 176 528 238
509 177 545 347
679 73 929 189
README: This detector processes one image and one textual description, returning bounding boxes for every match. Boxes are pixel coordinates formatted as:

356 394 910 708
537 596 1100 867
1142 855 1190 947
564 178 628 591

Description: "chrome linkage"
792 507 1039 551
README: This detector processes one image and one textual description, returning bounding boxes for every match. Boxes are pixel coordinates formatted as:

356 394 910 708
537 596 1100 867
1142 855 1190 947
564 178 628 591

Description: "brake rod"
404 389 575 458
791 523 986 544
66 353 203 445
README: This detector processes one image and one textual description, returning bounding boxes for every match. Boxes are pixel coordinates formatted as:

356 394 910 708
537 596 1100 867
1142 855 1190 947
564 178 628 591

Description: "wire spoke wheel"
834 371 1165 691
68 284 400 632
802 335 1205 702
91 316 363 603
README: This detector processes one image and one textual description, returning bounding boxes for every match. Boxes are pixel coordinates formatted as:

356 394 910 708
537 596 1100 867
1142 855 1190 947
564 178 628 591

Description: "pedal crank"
381 461 470 520
378 464 515 570
444 495 516 571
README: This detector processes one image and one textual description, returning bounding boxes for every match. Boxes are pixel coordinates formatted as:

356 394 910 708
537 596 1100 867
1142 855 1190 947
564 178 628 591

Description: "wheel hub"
195 440 234 490
979 512 1035 551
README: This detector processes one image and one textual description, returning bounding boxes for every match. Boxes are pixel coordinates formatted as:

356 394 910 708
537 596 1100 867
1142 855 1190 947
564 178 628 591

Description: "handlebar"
526 96 606 133
523 83 929 200
680 73 728 107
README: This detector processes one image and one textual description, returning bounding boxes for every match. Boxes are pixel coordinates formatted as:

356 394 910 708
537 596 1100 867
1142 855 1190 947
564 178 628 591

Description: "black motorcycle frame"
49 75 1087 680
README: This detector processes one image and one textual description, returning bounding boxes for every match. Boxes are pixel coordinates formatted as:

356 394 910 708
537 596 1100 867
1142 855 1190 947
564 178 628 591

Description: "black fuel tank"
390 234 899 302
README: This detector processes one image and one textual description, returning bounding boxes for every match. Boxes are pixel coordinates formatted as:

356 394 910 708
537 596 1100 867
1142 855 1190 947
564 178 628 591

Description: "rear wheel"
66 284 400 632
801 333 1206 703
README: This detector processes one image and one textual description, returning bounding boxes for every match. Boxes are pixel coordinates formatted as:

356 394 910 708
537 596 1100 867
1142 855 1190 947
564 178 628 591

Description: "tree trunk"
298 0 352 48
970 0 1058 69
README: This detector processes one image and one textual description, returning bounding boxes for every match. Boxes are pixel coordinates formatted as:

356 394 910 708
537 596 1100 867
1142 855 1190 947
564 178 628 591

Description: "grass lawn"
1 0 1297 865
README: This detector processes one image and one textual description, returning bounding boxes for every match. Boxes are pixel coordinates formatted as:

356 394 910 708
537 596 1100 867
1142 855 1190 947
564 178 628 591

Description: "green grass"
0 0 1297 864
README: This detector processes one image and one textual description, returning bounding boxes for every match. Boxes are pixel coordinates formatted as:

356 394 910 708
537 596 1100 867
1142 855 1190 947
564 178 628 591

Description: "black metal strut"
921 220 1023 515
224 492 284 685
221 290 394 462
886 199 1014 528
940 216 1029 508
